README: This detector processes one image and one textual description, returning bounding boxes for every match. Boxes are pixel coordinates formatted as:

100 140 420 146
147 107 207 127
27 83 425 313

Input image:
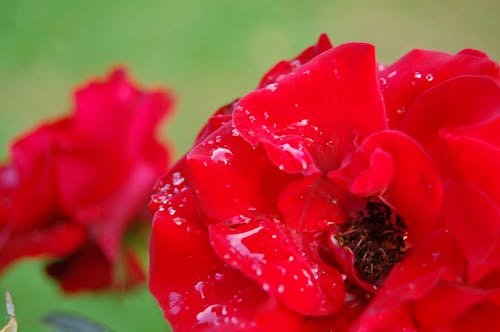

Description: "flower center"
335 198 407 284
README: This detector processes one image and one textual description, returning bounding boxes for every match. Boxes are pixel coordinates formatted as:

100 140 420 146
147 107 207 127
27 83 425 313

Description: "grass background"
0 0 498 331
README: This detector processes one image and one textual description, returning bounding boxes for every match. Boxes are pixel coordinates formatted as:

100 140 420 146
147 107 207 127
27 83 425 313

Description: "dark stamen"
335 198 407 284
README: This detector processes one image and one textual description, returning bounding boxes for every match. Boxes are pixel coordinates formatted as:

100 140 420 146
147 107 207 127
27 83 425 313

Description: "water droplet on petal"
194 281 207 299
425 73 434 81
168 292 183 315
211 148 233 165
387 70 397 78
396 107 406 114
196 305 227 325
295 119 308 127
265 83 279 92
227 226 265 261
414 72 422 79
277 284 285 293
279 143 308 170
173 217 185 226
171 172 185 186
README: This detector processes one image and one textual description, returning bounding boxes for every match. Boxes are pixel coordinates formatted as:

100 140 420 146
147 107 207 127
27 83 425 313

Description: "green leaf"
42 312 112 332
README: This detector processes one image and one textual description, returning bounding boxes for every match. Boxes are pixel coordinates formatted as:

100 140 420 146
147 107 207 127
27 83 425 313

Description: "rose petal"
351 303 416 332
194 101 237 145
401 76 500 177
234 43 386 174
329 147 394 197
186 123 296 222
443 181 500 283
381 48 500 128
209 217 345 316
46 242 145 293
446 302 500 332
5 122 63 231
353 229 465 330
74 69 172 150
55 154 160 261
258 34 333 88
278 175 347 232
0 223 86 271
150 190 294 331
331 130 443 241
326 232 377 294
413 283 499 327
444 134 500 204
150 157 190 215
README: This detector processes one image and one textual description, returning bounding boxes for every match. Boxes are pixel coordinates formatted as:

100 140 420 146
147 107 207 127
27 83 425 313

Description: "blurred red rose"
0 69 173 292
149 34 500 331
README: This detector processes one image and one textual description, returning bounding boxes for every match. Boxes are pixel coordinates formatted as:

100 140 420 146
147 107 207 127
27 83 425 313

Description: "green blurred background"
0 0 498 331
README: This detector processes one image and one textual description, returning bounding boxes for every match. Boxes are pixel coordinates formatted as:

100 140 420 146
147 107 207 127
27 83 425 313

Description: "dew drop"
233 294 243 303
265 83 279 92
277 284 285 293
210 148 233 165
279 143 308 170
387 70 397 78
414 72 422 79
194 281 207 299
196 305 226 325
295 119 308 127
168 292 183 315
171 172 185 186
425 73 434 81
173 217 185 226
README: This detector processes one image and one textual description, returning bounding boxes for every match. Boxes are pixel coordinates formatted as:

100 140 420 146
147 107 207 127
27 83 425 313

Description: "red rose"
149 34 500 331
0 69 173 292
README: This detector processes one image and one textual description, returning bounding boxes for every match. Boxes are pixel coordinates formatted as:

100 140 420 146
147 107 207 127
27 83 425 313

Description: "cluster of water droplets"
167 267 257 329
151 170 189 227
379 70 436 118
